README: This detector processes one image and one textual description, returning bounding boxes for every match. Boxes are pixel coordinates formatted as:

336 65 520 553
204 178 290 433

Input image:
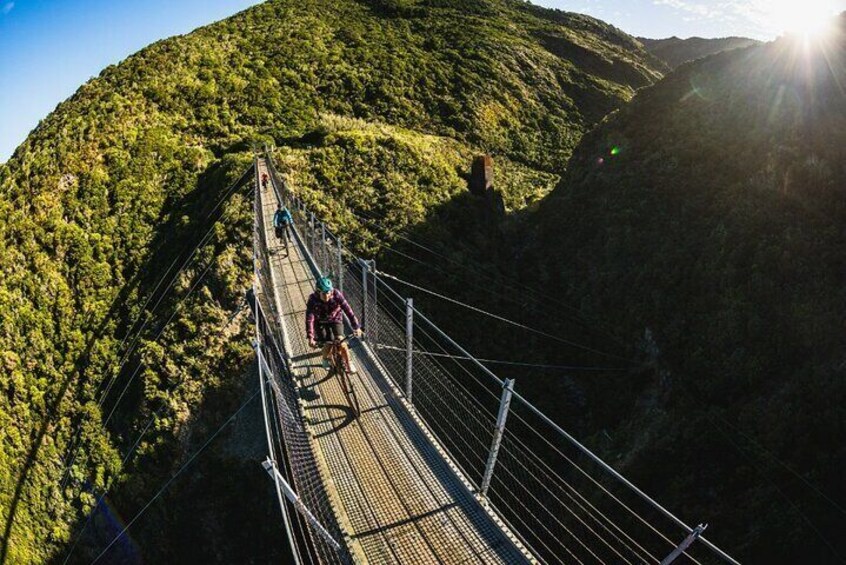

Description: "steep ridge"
639 36 760 69
527 18 846 562
0 0 663 562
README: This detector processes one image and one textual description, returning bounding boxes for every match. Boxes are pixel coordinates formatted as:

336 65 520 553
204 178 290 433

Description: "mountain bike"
317 334 361 418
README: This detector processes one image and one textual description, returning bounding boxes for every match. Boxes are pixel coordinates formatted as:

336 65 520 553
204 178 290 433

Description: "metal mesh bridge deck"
256 158 532 564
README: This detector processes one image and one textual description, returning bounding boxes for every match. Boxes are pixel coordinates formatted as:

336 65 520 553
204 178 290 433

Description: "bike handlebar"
314 332 363 347
318 335 349 345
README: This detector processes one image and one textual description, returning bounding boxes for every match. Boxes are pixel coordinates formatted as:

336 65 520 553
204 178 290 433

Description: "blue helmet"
316 277 333 293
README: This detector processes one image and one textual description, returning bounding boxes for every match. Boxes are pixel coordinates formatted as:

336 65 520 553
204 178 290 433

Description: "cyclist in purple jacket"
306 276 362 373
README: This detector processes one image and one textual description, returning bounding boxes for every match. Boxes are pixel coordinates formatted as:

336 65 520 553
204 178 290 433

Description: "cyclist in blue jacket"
273 204 293 244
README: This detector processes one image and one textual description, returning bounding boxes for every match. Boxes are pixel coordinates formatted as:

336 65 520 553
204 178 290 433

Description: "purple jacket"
305 289 360 340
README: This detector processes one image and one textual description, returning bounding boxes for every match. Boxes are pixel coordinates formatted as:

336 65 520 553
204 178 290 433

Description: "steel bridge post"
480 378 515 499
262 459 344 553
337 239 344 292
661 524 707 565
308 213 314 257
370 260 378 346
303 207 314 253
405 298 413 402
360 259 368 339
315 221 322 272
321 222 327 273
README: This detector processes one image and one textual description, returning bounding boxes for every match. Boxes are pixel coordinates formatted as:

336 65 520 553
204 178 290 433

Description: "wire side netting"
254 163 351 565
367 272 499 488
265 153 731 565
483 392 713 564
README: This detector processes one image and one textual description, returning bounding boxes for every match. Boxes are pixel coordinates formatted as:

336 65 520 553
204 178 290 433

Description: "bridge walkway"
256 158 532 564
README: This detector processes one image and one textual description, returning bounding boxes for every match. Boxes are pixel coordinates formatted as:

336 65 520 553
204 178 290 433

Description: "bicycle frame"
317 335 361 417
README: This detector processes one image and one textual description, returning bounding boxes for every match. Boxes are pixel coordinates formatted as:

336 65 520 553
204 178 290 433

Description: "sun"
768 0 841 38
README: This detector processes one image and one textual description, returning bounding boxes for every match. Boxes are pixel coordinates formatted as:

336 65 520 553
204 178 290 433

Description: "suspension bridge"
252 152 739 565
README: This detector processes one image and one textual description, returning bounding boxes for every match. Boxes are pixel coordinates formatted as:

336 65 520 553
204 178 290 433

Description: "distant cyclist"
273 204 293 244
306 277 362 373
261 172 269 189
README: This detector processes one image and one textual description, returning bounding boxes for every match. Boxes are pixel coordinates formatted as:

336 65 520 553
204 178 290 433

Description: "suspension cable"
363 285 660 563
373 343 628 372
333 226 638 367
59 176 250 488
375 268 635 364
62 304 248 564
90 387 261 564
346 207 628 344
335 224 637 361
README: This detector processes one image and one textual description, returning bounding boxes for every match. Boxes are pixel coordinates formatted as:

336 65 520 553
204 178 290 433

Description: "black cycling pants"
316 322 344 344
275 223 292 242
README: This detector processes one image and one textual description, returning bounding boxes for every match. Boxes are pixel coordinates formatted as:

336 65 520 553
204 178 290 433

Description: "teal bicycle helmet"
316 276 333 293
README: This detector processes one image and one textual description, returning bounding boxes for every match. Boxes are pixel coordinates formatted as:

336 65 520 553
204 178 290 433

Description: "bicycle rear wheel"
345 373 361 418
334 351 360 417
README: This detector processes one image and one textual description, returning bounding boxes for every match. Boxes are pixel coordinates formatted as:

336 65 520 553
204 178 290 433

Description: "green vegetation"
529 20 846 562
5 0 843 561
0 0 660 562
274 113 558 252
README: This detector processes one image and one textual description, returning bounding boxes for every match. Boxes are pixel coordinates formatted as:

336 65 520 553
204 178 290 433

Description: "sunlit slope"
529 19 846 562
0 0 662 562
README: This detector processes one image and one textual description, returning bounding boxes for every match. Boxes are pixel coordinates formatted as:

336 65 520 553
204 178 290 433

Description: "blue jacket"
273 208 293 227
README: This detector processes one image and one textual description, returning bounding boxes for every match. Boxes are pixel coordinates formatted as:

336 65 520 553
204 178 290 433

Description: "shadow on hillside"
2 157 251 562
536 31 654 90
45 153 290 563
533 32 651 126
356 186 647 437
0 152 259 564
0 271 143 564
51 358 291 564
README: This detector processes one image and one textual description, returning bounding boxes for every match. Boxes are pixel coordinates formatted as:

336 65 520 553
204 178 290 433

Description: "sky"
0 0 260 163
551 0 846 39
1 0 845 162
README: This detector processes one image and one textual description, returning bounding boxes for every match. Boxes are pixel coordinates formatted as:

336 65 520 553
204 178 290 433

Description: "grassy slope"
528 23 846 561
274 114 559 249
0 0 661 561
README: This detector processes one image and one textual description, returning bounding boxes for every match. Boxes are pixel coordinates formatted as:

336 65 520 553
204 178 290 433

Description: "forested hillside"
0 0 662 562
529 18 846 562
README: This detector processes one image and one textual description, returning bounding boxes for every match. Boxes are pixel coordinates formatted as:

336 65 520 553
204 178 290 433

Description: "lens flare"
768 0 840 38
90 495 142 564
